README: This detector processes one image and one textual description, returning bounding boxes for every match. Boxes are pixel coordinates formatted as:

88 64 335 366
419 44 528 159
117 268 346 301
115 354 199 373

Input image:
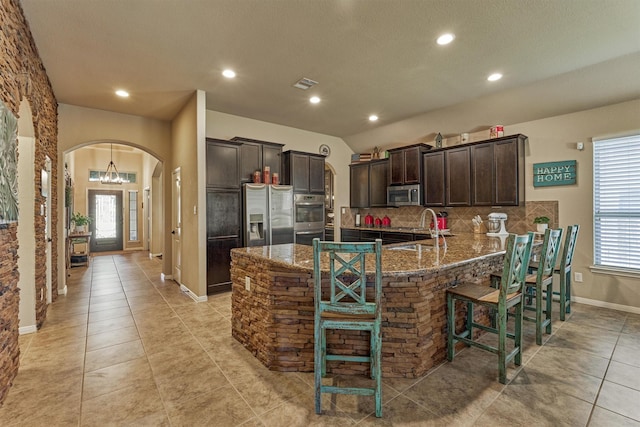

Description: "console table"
67 232 92 268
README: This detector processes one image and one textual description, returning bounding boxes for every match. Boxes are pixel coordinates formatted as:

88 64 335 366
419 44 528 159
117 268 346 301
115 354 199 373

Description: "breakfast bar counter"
230 234 511 378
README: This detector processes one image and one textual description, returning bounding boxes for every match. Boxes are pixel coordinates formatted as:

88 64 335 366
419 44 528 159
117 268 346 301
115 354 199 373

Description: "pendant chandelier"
100 144 125 184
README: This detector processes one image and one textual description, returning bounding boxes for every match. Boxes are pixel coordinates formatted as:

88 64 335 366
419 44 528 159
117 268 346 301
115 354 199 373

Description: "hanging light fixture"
101 144 126 184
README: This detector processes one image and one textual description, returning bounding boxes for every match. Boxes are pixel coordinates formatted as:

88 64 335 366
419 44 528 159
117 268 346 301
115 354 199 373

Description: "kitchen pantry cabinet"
231 137 283 183
282 150 325 194
388 144 431 185
349 159 389 208
423 147 471 207
206 138 243 294
471 135 526 206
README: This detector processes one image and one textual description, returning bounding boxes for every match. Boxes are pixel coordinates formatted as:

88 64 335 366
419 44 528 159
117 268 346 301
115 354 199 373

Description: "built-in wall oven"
294 194 324 245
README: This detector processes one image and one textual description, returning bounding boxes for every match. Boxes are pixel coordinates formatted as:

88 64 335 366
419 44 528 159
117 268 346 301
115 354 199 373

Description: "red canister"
382 215 391 227
364 214 374 226
374 217 382 227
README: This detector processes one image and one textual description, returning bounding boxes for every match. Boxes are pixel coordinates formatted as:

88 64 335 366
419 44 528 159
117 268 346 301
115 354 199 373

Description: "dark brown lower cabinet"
207 237 241 294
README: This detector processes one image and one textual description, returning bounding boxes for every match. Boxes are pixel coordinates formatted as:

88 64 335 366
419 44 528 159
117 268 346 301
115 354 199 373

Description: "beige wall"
509 99 640 310
170 91 206 297
57 104 173 281
205 110 354 239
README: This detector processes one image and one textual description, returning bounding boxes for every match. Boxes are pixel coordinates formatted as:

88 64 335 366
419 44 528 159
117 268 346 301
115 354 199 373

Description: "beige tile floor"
1 251 639 426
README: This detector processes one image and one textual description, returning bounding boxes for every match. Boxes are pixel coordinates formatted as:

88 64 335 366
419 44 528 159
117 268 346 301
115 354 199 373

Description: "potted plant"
71 212 92 233
533 216 550 233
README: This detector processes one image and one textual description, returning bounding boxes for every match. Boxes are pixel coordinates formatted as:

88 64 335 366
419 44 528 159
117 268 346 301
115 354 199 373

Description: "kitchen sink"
387 243 434 251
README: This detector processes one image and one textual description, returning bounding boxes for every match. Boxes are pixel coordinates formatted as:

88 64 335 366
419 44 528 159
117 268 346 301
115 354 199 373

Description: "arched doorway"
63 141 164 276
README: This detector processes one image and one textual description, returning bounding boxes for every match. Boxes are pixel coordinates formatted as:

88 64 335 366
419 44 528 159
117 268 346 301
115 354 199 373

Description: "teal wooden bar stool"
313 238 383 418
530 224 579 320
491 228 563 345
447 233 534 384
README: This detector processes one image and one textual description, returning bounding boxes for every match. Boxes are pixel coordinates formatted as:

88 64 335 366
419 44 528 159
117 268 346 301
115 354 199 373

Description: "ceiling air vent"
293 77 318 90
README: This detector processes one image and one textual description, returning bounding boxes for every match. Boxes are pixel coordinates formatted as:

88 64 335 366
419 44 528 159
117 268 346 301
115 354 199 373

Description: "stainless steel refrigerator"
243 184 294 246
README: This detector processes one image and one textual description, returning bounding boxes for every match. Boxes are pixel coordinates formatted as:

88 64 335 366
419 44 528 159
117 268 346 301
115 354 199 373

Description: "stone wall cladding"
0 0 59 404
231 251 502 378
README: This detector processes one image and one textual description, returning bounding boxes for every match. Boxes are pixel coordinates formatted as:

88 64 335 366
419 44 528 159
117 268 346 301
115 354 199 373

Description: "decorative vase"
75 224 86 233
536 223 548 233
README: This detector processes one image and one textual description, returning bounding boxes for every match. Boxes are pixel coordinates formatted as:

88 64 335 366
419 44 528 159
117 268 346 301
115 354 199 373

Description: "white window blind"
593 134 640 271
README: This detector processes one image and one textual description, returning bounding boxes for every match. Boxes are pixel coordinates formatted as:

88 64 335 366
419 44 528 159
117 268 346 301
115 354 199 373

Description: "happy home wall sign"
533 160 576 187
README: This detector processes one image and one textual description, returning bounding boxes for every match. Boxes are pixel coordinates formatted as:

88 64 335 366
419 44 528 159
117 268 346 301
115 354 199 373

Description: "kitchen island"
230 233 512 378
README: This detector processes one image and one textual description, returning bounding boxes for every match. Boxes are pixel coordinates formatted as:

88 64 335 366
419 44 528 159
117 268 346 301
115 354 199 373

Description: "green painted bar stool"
313 238 383 418
530 224 580 320
491 228 563 345
447 233 534 384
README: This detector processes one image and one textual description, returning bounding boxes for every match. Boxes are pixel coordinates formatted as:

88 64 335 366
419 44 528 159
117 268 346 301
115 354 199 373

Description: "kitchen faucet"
419 208 438 238
419 208 446 260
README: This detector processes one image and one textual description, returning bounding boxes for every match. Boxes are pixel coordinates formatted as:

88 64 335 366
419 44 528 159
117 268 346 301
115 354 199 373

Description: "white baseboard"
161 273 173 280
58 286 68 296
149 252 162 259
573 296 640 315
19 325 37 335
180 284 208 303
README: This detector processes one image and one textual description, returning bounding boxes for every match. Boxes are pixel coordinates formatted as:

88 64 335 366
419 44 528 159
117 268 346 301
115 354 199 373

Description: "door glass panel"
95 194 117 239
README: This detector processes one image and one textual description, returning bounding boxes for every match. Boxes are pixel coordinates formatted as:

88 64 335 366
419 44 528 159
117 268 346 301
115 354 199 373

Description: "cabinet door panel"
240 142 261 183
262 145 282 178
404 147 422 184
341 229 360 242
309 156 325 193
350 164 370 208
370 160 389 207
471 143 494 206
291 153 310 193
207 237 240 293
207 190 241 238
360 231 382 242
389 151 404 185
207 142 240 188
423 152 445 207
494 139 519 205
446 147 471 206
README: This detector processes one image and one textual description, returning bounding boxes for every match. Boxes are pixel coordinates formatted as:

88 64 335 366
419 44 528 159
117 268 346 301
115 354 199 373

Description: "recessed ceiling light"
369 115 379 122
222 69 236 79
436 33 455 45
487 73 503 82
115 90 129 98
310 96 321 104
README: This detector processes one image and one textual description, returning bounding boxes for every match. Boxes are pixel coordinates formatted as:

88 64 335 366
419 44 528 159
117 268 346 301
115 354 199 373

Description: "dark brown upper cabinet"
388 144 431 185
423 147 471 207
230 137 284 183
445 147 472 206
349 159 389 208
282 150 325 194
471 135 526 206
206 138 241 189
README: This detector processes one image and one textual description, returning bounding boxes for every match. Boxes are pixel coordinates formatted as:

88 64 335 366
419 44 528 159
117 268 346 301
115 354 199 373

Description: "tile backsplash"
340 201 559 235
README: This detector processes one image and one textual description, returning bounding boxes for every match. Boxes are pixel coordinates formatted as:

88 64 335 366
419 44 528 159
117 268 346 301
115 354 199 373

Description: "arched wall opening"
63 140 164 276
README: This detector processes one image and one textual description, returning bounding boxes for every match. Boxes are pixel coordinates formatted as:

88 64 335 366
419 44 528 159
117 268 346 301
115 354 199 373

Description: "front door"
89 189 123 252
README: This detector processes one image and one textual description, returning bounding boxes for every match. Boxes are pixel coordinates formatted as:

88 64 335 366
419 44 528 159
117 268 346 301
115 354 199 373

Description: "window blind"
593 134 640 270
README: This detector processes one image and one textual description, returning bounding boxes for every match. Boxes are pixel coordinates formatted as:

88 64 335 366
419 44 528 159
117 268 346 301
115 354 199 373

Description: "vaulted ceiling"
21 0 640 151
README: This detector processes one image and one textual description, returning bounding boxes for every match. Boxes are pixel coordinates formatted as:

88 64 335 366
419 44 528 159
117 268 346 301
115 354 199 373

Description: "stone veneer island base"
231 234 511 378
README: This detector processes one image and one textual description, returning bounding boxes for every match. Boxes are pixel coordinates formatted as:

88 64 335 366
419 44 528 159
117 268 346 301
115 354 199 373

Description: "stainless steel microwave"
387 184 422 206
